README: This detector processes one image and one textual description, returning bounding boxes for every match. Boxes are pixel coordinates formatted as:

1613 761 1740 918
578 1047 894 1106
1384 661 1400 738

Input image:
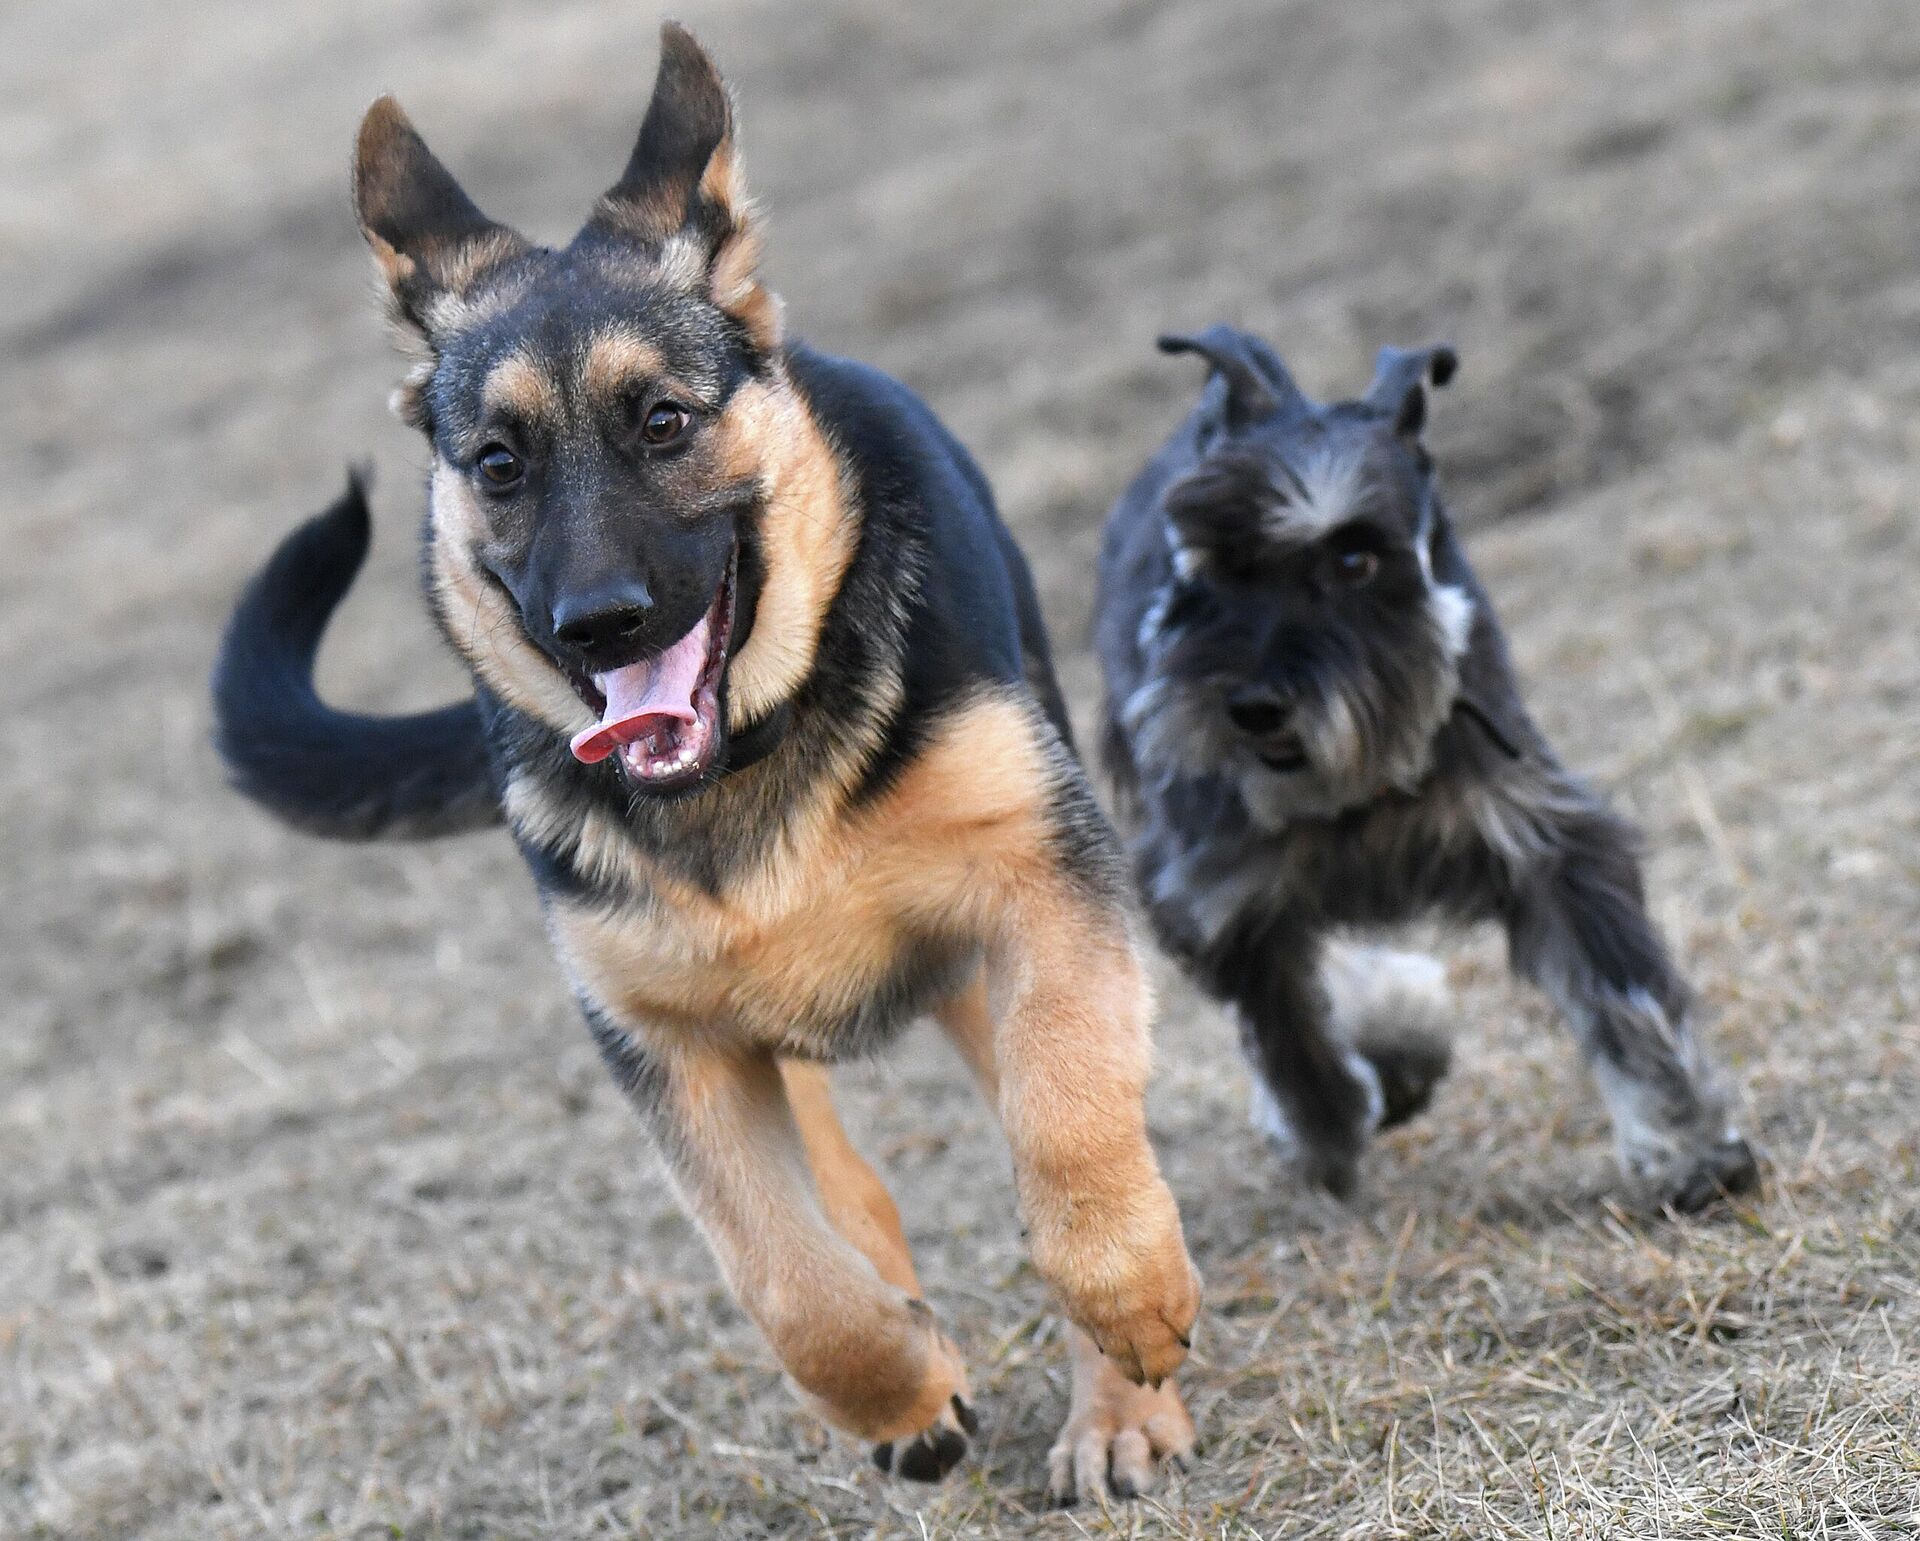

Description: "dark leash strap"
1454 695 1525 761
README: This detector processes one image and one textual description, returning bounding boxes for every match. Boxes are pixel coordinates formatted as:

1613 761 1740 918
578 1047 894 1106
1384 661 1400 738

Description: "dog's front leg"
978 901 1200 1391
1211 920 1382 1199
936 972 1197 1506
582 1004 974 1466
1503 798 1761 1210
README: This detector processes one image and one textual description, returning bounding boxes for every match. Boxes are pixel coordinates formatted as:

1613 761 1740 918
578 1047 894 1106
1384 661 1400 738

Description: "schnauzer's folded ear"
580 22 781 351
1367 344 1458 438
1158 325 1300 429
353 97 529 340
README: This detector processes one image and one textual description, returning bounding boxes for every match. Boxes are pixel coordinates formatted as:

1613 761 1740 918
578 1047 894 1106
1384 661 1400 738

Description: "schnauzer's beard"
1124 597 1466 827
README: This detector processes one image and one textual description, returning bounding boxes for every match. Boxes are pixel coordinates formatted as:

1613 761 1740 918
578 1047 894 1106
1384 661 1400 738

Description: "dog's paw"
1029 1175 1199 1388
1073 1245 1201 1389
1250 1076 1368 1200
1045 1359 1195 1507
1358 1024 1452 1131
871 1391 977 1483
1297 1141 1366 1202
1651 1132 1764 1214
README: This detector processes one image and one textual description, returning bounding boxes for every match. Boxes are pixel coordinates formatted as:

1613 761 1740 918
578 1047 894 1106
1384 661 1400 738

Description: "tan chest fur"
533 692 1059 1052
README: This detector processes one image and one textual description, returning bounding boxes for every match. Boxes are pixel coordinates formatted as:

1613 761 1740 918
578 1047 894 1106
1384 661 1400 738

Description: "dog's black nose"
1226 685 1291 737
551 579 654 654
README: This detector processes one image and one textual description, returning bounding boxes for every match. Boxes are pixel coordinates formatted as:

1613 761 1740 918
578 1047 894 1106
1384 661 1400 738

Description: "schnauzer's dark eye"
641 402 691 447
476 445 523 488
1332 548 1380 587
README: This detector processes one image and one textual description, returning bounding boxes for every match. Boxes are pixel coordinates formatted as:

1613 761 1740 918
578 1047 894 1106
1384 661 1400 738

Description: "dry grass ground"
3 1 1918 1536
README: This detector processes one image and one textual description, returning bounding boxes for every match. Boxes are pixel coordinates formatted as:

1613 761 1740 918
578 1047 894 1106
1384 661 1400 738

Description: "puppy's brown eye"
641 403 691 447
477 445 523 487
1332 549 1379 587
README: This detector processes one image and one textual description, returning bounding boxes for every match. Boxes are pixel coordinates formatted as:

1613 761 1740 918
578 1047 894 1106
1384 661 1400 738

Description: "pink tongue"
569 614 713 764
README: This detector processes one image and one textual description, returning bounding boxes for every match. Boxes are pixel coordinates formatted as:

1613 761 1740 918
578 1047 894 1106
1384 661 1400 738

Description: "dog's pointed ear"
1158 326 1299 429
581 23 781 352
1367 344 1458 439
353 96 527 340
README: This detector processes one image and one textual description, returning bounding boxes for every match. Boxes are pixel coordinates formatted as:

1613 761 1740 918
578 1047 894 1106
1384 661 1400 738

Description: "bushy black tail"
211 473 502 840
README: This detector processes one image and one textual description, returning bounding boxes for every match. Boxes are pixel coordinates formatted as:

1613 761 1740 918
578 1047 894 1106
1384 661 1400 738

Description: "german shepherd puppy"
1096 327 1760 1210
213 25 1198 1502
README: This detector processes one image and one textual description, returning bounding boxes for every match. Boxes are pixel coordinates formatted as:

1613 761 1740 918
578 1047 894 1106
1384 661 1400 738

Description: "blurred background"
4 2 1917 1536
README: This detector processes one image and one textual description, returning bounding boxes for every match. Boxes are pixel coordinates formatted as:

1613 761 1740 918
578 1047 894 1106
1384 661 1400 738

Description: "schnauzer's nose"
551 578 654 654
1225 684 1292 737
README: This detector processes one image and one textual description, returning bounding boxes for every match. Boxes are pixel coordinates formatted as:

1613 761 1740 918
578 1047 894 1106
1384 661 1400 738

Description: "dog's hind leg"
780 1060 921 1294
934 972 1196 1507
1501 793 1761 1211
584 1006 974 1472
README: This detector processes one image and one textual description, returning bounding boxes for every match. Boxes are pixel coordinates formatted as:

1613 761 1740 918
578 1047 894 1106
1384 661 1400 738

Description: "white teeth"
626 745 697 779
617 727 708 782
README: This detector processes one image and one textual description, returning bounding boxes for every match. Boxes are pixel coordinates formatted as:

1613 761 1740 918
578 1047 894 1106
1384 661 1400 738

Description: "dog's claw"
951 1392 979 1436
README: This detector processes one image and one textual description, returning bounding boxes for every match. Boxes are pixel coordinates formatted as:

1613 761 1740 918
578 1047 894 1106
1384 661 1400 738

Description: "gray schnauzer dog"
1095 326 1761 1211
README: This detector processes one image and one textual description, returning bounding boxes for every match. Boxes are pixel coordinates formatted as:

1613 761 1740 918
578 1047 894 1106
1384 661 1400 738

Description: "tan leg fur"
779 1059 920 1295
632 1036 966 1445
935 971 1199 1502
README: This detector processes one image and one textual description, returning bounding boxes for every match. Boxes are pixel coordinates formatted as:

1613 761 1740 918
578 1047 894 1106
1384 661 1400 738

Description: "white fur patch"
1591 1057 1691 1180
1247 1075 1300 1154
652 231 710 291
1344 1048 1387 1131
1262 448 1366 543
1321 941 1454 1046
1136 583 1175 649
1458 785 1558 871
1430 583 1475 659
1243 944 1450 1150
1161 519 1204 580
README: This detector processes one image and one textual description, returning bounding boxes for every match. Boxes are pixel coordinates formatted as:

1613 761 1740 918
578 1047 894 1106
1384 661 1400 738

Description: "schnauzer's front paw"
1045 1347 1196 1506
1358 1025 1453 1131
872 1391 978 1483
1249 1076 1368 1199
1651 1132 1763 1214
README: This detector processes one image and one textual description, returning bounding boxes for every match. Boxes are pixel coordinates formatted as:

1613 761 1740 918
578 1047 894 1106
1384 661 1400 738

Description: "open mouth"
567 549 737 790
1255 736 1310 774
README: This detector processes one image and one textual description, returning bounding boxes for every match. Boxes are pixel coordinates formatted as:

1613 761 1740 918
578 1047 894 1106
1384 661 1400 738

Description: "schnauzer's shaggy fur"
1096 327 1761 1210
